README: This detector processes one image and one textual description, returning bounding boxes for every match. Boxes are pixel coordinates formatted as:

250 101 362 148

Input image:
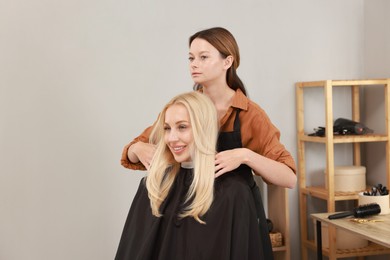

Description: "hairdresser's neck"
202 83 235 112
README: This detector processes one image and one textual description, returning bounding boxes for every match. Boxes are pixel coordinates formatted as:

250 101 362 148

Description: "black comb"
328 203 381 220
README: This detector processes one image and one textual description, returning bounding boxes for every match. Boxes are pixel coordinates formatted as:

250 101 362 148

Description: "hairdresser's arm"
127 141 156 170
121 126 154 171
215 148 296 188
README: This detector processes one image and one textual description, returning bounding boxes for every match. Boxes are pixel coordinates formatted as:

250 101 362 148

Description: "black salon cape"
115 167 263 260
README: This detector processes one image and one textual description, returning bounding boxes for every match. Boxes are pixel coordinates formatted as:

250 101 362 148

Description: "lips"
170 145 186 154
168 144 192 162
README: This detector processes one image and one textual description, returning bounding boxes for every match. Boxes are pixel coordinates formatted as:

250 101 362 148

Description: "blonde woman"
115 92 262 259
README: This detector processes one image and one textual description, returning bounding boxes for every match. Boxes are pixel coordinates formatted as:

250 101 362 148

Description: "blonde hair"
146 92 218 224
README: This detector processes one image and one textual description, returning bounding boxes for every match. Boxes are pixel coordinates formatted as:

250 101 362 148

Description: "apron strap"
233 109 241 132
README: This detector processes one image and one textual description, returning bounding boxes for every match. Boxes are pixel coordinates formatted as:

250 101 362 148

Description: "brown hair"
189 27 247 96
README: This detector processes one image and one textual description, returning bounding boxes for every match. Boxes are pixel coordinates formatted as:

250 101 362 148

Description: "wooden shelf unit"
304 240 390 258
255 176 291 260
296 79 390 260
269 184 290 260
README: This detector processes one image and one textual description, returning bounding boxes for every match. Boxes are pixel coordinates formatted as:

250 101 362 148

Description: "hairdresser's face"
164 104 193 163
189 38 229 87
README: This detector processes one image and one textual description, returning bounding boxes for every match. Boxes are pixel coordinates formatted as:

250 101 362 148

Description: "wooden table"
311 213 390 260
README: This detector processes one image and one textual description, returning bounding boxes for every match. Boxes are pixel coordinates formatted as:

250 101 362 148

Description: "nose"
190 58 198 69
167 129 179 142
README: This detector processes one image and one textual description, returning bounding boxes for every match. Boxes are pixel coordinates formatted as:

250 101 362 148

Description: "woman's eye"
200 55 208 60
188 57 194 62
163 126 171 131
178 125 187 130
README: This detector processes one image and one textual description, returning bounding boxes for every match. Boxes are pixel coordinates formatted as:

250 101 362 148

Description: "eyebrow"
188 51 210 56
164 120 190 125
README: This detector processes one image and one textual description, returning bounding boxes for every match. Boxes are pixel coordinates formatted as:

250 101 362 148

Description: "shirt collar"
197 87 249 111
231 89 249 111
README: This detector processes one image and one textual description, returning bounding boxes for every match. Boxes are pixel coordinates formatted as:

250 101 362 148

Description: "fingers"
215 172 222 178
215 152 227 178
139 153 153 170
215 150 241 178
140 158 150 170
215 168 227 178
215 161 229 178
138 143 156 170
145 163 151 171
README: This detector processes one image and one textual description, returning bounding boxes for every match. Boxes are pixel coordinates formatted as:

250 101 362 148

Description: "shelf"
297 79 389 88
304 240 390 258
297 78 390 259
298 134 388 143
301 187 364 201
254 176 291 259
272 246 287 252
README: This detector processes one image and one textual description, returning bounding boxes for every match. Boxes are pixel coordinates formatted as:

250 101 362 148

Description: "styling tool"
328 203 381 220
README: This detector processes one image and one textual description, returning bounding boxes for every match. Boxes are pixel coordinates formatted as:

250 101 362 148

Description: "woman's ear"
223 55 234 70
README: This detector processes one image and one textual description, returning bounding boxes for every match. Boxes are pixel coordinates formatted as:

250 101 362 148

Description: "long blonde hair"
146 92 218 224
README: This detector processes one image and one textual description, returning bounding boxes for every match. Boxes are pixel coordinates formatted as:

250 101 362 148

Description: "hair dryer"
333 118 373 135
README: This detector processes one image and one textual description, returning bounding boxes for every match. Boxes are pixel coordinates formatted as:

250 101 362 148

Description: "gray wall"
1 0 387 259
363 0 390 187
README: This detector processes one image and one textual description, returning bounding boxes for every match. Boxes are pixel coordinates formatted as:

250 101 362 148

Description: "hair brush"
328 203 381 220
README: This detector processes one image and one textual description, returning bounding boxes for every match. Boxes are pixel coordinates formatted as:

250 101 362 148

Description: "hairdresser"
121 27 297 258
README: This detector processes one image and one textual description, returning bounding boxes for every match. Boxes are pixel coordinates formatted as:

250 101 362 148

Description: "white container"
325 166 366 192
358 192 390 215
314 221 368 249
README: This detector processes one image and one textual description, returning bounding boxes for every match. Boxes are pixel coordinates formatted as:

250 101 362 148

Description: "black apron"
217 109 274 260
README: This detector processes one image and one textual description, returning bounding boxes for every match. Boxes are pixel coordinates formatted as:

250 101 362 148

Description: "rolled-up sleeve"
121 125 153 170
241 105 297 174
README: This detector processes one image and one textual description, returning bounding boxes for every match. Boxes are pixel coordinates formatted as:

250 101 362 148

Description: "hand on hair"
215 148 247 178
128 142 156 170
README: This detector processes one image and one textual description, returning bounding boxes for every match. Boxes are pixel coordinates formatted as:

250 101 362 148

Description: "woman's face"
164 104 194 163
189 38 229 87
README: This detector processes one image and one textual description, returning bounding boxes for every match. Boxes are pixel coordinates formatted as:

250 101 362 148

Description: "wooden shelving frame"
254 177 291 260
296 79 390 260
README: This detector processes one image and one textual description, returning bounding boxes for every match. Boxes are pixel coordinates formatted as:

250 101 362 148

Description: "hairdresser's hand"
128 142 156 170
215 148 247 178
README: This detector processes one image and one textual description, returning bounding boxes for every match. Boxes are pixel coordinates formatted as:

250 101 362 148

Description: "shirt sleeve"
241 104 297 174
120 125 154 170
